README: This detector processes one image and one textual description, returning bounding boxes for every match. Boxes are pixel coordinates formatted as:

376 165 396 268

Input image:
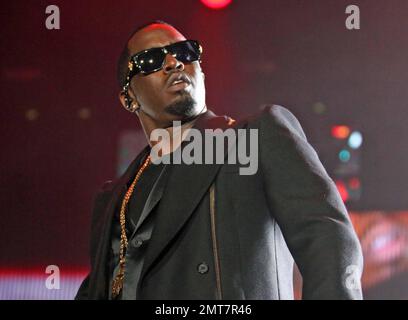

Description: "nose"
163 53 185 73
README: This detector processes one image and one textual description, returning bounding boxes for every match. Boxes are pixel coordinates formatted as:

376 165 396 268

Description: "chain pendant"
111 273 124 299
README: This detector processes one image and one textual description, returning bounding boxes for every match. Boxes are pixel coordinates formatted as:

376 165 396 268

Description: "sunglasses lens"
135 48 165 74
170 41 201 63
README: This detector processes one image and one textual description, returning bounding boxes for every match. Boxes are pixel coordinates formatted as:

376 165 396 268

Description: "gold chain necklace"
111 155 151 299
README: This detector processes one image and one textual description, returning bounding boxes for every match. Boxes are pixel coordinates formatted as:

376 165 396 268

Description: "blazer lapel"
132 164 171 233
140 159 223 283
139 112 238 284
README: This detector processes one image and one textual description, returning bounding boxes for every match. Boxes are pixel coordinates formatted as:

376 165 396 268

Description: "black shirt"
109 158 167 300
126 160 166 233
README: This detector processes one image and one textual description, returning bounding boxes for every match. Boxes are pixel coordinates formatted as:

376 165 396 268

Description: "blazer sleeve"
75 274 90 300
258 105 364 299
74 180 114 300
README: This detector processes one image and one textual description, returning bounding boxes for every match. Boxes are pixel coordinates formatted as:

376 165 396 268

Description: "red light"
349 177 361 190
335 180 349 202
201 0 232 10
331 125 350 139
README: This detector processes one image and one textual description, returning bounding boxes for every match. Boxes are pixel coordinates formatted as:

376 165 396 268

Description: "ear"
118 91 128 109
118 88 140 109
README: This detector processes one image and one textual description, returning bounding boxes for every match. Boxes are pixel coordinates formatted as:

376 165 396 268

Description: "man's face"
125 24 206 127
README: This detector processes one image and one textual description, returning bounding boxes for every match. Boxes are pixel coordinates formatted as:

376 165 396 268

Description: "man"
76 21 363 300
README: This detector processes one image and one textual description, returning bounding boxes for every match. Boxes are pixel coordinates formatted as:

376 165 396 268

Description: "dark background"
1 0 407 298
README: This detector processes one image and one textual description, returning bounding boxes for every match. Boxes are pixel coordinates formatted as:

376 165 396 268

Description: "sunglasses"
124 40 202 86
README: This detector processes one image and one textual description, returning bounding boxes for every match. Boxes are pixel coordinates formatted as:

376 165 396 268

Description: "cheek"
135 77 164 105
187 64 204 89
190 70 205 94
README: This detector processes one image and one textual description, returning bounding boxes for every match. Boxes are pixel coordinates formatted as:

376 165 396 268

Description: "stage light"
200 0 232 10
78 108 91 120
339 149 351 162
312 102 327 114
335 180 349 202
348 131 363 149
25 108 39 121
331 125 350 139
349 177 361 189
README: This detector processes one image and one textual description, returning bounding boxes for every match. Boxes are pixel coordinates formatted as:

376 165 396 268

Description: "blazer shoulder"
100 179 115 193
244 104 307 141
90 179 116 225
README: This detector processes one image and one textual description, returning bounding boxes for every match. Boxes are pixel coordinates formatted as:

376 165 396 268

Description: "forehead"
127 24 186 55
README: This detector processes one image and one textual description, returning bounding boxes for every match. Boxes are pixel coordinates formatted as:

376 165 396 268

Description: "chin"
164 94 199 118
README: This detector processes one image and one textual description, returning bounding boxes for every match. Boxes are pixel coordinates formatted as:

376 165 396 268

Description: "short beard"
164 93 197 119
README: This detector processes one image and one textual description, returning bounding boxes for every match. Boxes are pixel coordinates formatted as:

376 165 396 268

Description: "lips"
166 73 191 91
171 79 185 86
167 81 190 93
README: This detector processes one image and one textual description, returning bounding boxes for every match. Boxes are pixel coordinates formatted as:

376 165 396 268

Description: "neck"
138 108 208 156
